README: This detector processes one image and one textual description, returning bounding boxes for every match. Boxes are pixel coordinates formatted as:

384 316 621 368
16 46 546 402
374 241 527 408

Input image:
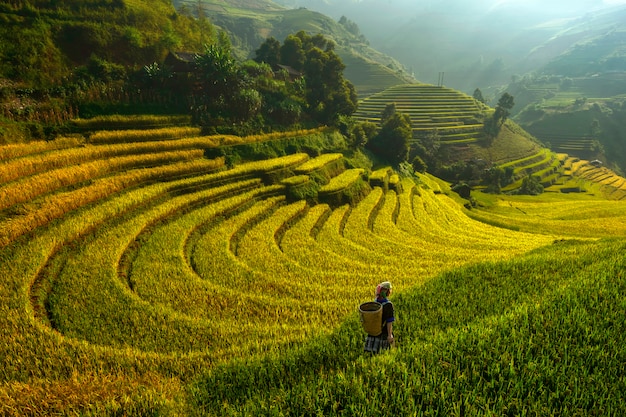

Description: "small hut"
164 51 197 74
275 64 302 81
590 159 603 168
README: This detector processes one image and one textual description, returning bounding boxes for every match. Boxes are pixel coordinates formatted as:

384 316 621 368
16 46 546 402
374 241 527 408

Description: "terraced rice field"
353 84 486 144
499 148 563 191
3 118 626 414
469 190 626 236
567 157 626 199
484 147 626 198
536 134 596 158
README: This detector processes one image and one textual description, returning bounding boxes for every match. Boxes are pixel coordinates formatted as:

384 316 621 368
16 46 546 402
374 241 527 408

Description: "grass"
190 238 626 416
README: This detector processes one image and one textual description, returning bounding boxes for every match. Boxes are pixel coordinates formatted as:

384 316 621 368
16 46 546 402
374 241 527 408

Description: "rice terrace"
2 0 626 413
0 105 625 415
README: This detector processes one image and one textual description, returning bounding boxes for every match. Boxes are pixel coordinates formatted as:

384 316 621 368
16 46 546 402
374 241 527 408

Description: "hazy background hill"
273 0 626 94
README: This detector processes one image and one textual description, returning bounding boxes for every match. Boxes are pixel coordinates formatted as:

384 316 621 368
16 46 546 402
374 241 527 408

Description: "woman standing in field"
364 281 395 354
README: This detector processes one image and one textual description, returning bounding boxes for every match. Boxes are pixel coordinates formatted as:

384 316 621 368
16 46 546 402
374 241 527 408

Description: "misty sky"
479 0 615 10
349 0 626 5
291 0 626 27
276 0 626 90
485 0 626 13
337 0 626 14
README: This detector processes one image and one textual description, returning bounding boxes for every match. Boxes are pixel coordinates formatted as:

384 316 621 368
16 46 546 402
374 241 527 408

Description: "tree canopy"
495 92 515 123
255 31 358 125
473 88 486 104
483 92 515 143
366 107 412 165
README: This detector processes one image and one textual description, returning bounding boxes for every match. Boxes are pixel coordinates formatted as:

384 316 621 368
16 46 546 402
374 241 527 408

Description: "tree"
367 112 412 165
590 139 605 159
255 31 356 125
230 88 262 122
517 175 544 195
483 166 514 194
590 118 601 139
254 37 281 67
192 43 245 124
241 60 273 79
322 79 357 123
495 92 515 123
484 92 515 143
337 117 377 149
473 88 486 104
217 30 232 55
360 121 378 141
302 43 356 124
482 116 499 144
381 103 397 124
420 128 442 171
280 34 305 71
451 182 471 199
412 155 427 173
422 128 441 159
274 32 356 124
338 16 361 37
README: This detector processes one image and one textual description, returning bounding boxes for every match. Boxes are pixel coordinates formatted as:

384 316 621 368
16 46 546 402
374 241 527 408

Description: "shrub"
451 182 472 199
517 175 544 195
411 155 427 173
282 175 320 202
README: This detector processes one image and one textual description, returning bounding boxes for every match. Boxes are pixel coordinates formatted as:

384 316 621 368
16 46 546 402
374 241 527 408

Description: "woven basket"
359 301 383 336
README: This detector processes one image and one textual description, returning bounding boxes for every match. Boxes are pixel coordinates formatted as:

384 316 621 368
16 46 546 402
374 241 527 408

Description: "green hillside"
2 116 626 414
510 82 626 174
0 0 210 87
0 0 413 95
0 0 217 144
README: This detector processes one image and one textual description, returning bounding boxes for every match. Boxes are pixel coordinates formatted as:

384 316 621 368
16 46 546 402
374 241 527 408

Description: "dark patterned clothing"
363 297 395 354
364 334 391 353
